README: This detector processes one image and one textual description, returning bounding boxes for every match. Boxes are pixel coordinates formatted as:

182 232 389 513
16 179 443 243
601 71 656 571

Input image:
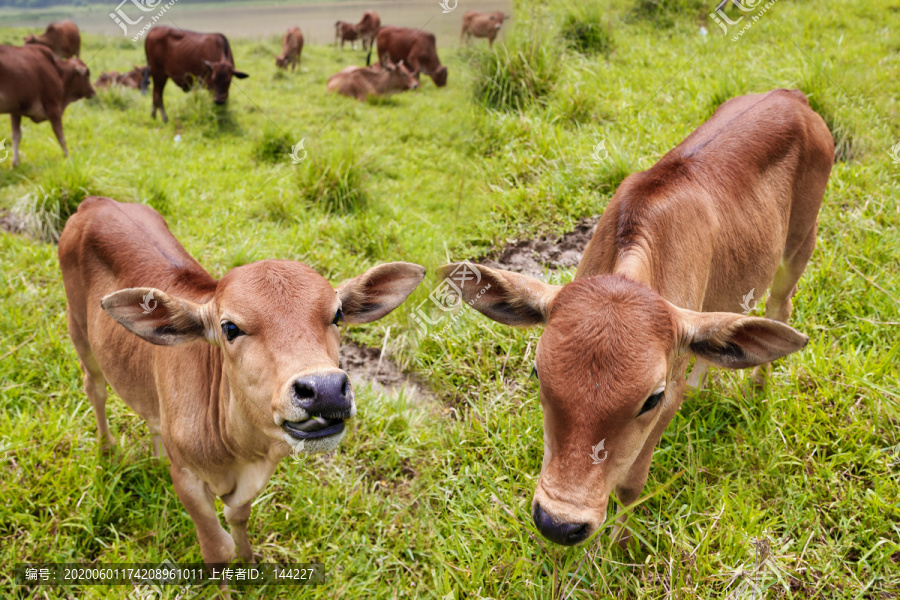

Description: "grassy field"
1 0 899 597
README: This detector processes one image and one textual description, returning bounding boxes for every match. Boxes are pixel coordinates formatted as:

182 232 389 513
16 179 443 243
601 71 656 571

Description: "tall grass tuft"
175 82 242 137
253 126 294 163
800 73 859 162
471 31 560 112
12 161 92 242
559 1 614 55
92 85 139 112
299 146 370 214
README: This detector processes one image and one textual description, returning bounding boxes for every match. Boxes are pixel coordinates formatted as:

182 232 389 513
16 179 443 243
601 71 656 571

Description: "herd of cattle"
0 10 507 166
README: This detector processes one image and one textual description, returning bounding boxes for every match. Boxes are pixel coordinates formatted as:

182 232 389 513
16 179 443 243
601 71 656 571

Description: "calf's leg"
224 502 256 563
170 463 235 565
49 114 68 158
750 223 817 386
151 75 169 123
67 311 115 451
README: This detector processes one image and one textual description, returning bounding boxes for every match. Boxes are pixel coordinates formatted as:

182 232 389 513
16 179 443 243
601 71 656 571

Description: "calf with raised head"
357 11 381 51
460 11 508 46
24 19 81 59
335 21 359 50
145 26 248 123
0 44 94 167
59 197 425 569
443 89 833 546
275 27 304 71
118 65 149 90
374 26 447 87
327 57 419 101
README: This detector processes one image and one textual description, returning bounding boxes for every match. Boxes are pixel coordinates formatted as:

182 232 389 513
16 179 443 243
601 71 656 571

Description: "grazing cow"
373 26 447 87
275 27 304 71
460 11 508 46
144 26 248 123
356 11 381 51
327 58 419 101
442 89 833 546
24 19 81 59
0 44 94 167
59 197 425 571
335 21 359 50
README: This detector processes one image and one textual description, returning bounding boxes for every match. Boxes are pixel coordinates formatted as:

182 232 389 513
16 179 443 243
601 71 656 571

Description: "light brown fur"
442 89 833 546
275 27 303 72
59 197 425 579
460 11 508 46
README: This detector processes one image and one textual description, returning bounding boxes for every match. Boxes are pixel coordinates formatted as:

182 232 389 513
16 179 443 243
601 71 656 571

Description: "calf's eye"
638 390 664 416
332 308 343 326
221 321 245 342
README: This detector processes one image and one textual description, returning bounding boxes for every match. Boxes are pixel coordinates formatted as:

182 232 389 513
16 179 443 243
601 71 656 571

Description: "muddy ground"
478 216 600 278
339 341 432 402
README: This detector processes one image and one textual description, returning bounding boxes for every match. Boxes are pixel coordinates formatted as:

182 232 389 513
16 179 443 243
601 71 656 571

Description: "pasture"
1 0 899 597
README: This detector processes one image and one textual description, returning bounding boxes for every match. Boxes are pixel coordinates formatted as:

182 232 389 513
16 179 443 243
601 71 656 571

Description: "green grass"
1 0 899 597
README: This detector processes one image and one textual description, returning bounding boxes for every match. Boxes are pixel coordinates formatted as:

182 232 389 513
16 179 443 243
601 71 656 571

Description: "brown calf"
24 19 81 59
145 26 249 123
443 89 833 546
59 197 425 569
374 26 447 87
460 11 508 46
357 11 381 51
275 27 304 71
327 58 419 101
0 44 94 167
335 21 359 50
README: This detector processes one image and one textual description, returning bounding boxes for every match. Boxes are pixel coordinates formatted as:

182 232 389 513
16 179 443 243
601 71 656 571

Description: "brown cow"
94 71 120 90
93 66 148 91
374 27 447 87
460 11 508 46
442 89 833 546
327 58 419 101
144 26 248 123
335 21 359 50
356 11 381 51
0 44 94 167
275 27 304 72
24 19 81 59
59 196 425 574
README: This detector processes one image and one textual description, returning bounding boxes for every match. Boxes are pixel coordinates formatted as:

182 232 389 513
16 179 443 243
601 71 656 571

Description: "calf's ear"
437 263 561 327
673 306 809 369
101 288 212 346
337 262 426 323
233 70 249 79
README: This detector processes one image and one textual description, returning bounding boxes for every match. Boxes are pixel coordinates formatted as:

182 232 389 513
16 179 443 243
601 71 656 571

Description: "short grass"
1 0 899 597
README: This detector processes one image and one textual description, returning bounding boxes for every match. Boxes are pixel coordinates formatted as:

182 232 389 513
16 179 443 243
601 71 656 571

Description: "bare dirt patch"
340 341 433 403
478 216 600 278
0 210 26 236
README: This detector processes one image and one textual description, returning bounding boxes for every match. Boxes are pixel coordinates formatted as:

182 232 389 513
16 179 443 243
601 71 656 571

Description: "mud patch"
340 341 433 403
0 210 26 236
478 216 600 278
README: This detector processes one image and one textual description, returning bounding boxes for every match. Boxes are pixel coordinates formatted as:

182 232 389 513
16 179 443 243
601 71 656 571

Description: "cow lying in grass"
327 58 419 101
59 197 425 570
443 89 833 546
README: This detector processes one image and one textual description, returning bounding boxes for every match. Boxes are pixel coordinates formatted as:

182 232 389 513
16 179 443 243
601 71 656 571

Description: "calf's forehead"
214 261 336 321
537 277 676 412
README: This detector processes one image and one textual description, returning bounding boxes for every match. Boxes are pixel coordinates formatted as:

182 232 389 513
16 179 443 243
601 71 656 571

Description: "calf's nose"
532 502 590 546
291 372 352 419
